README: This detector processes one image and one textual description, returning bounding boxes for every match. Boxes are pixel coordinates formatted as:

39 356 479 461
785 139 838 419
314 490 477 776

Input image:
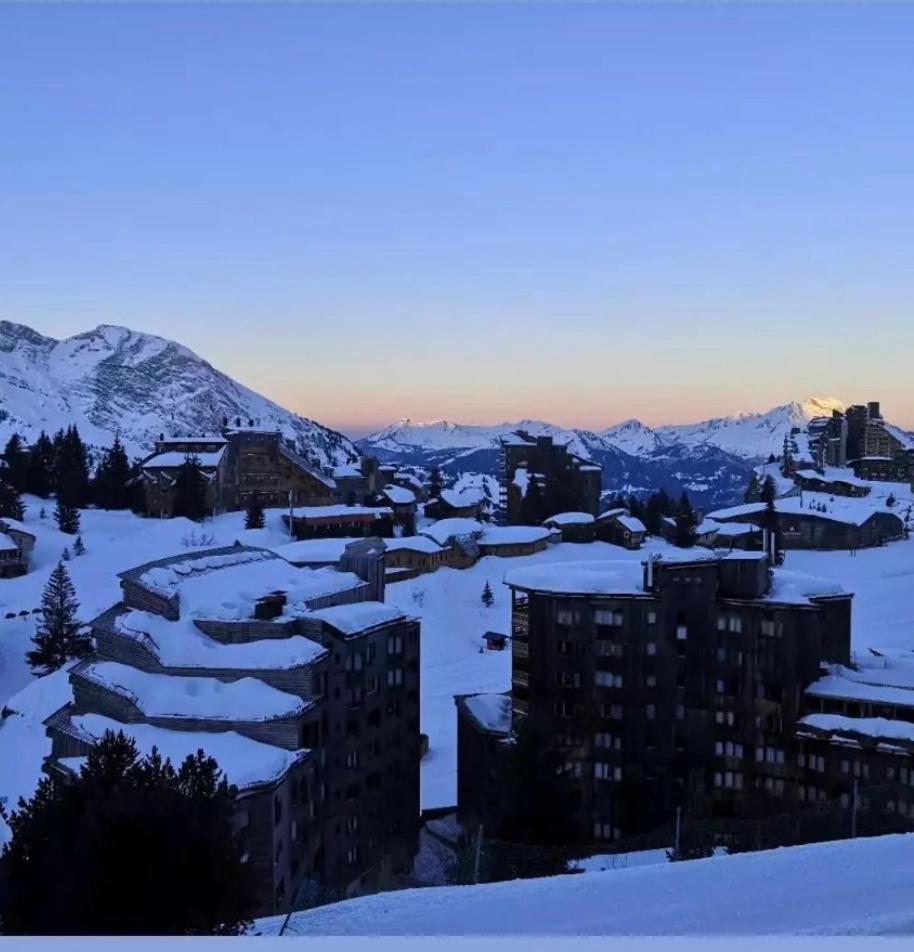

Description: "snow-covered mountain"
0 321 357 465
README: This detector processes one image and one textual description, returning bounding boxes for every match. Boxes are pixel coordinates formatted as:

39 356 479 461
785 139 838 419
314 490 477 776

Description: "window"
291 819 301 844
760 619 781 638
647 611 657 625
593 821 615 840
595 609 624 627
646 642 657 656
595 641 624 657
675 705 685 721
714 771 743 790
346 749 360 769
347 847 360 866
346 652 364 672
595 733 620 750
558 640 576 656
273 794 283 826
645 674 656 688
716 616 727 631
346 815 360 834
556 608 577 626
676 625 688 641
366 676 379 695
387 634 403 656
564 760 583 779
646 704 656 720
595 671 622 688
556 671 580 687
593 762 622 781
387 668 403 687
555 700 576 718
347 685 364 706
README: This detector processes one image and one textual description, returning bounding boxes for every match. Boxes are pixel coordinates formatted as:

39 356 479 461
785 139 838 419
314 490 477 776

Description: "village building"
331 458 384 506
477 525 555 559
695 520 761 551
283 504 395 541
374 485 418 530
137 435 230 518
543 512 596 544
424 489 483 521
594 508 648 549
391 471 426 502
455 552 854 840
0 517 36 577
43 544 420 916
793 469 871 498
382 536 452 581
500 432 602 526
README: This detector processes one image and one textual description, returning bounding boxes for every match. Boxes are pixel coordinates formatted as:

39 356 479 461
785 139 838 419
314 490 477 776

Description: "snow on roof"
709 521 760 537
799 713 914 745
289 504 392 520
437 489 479 509
421 518 484 545
480 525 553 546
544 511 595 526
271 538 356 565
331 464 363 478
114 610 327 670
794 468 871 489
140 552 365 620
765 569 846 605
707 502 768 520
0 517 35 537
616 515 646 533
382 484 417 505
78 661 307 721
710 493 901 528
70 713 306 791
383 536 446 555
0 533 18 552
142 448 226 469
155 435 226 445
309 602 407 636
805 670 914 709
462 693 511 735
505 560 646 597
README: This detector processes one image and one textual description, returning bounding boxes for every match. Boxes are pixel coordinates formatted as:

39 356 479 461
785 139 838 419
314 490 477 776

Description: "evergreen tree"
674 491 698 548
73 535 86 557
0 731 255 935
55 426 90 507
744 471 760 503
760 475 777 505
244 493 265 530
26 562 91 675
54 499 80 535
428 466 444 498
61 546 71 561
520 473 544 525
481 580 494 608
92 435 133 509
0 480 25 521
643 492 664 535
2 434 29 492
172 455 209 522
25 431 54 498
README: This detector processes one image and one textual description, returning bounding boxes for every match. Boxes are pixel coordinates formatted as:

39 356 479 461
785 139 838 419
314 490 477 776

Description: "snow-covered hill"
0 321 357 466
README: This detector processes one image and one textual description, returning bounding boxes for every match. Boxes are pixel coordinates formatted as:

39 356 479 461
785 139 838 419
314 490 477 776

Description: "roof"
799 713 914 745
764 569 847 605
382 485 417 505
461 693 511 735
504 560 646 597
309 602 407 636
480 525 553 546
289 504 392 521
142 448 226 469
437 489 480 510
0 517 34 538
0 533 19 552
421 518 484 546
616 515 646 533
155 435 227 446
544 511 595 526
271 537 357 565
709 494 904 529
69 713 307 792
75 660 308 721
383 536 446 555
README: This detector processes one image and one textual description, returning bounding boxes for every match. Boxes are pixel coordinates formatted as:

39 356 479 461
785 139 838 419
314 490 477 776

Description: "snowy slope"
0 321 357 465
260 832 914 935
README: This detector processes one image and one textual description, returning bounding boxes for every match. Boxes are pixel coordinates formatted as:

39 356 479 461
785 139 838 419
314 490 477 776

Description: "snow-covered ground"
258 832 914 936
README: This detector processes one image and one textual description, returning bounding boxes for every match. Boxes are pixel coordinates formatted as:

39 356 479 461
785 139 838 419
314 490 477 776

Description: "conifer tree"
73 535 86 557
172 455 209 522
25 431 54 498
428 466 444 498
744 471 760 503
93 435 132 509
0 480 25 521
26 562 91 675
760 475 777 505
244 493 265 530
61 546 71 561
674 491 698 548
481 580 494 608
55 426 90 507
520 474 544 525
2 434 29 492
54 499 80 535
0 731 255 935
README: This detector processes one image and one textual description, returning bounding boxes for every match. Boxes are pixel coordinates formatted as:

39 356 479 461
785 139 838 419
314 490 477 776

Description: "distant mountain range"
0 321 357 467
357 398 863 510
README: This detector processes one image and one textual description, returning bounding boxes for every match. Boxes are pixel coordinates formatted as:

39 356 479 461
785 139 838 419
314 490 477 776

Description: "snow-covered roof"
437 489 480 510
805 670 914 709
764 570 847 605
69 713 306 792
0 533 19 552
799 713 914 745
77 661 307 721
142 448 226 469
155 435 226 445
382 485 417 505
271 538 357 565
0 517 34 537
462 693 511 735
616 515 646 533
480 525 553 546
794 468 871 489
383 536 446 555
421 518 484 546
138 551 365 620
709 493 902 528
504 560 646 597
331 464 363 478
289 504 392 520
708 521 760 538
113 609 327 670
309 602 407 637
543 511 595 527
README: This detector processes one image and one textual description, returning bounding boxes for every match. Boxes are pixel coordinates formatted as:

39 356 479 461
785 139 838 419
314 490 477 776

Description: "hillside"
259 832 914 935
0 321 357 466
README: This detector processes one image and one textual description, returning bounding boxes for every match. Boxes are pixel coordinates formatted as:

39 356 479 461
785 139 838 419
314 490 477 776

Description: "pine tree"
643 492 664 535
172 455 209 521
760 475 777 505
26 562 91 675
674 491 698 548
25 431 54 498
520 474 544 525
0 480 25 521
0 731 255 935
61 546 71 561
744 471 760 503
93 435 133 509
2 433 29 492
428 466 444 498
481 580 494 608
73 535 86 557
244 493 265 530
55 426 90 507
54 499 80 535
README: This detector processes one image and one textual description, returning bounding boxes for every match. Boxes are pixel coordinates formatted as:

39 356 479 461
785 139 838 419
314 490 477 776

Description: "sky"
1 3 913 435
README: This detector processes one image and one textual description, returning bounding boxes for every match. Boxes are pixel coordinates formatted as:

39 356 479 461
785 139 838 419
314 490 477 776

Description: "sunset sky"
2 3 913 434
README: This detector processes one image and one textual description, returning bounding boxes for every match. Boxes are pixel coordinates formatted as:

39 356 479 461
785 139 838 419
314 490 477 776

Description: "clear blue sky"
2 3 913 433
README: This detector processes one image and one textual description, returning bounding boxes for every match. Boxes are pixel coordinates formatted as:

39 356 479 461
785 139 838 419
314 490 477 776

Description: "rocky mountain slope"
0 322 357 466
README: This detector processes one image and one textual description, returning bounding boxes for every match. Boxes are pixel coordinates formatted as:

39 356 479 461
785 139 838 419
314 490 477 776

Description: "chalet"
382 536 452 581
698 520 761 551
424 489 482 521
138 436 229 518
0 517 35 577
44 544 419 915
376 485 419 528
852 453 914 484
595 508 648 549
794 469 871 498
391 471 426 502
543 511 596 544
331 457 383 506
477 525 555 559
283 504 395 540
420 519 483 569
